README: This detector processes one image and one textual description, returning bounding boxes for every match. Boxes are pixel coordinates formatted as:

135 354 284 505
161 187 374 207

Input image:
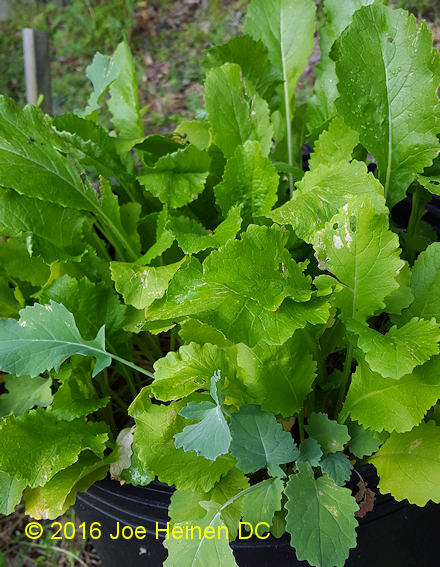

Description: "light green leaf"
241 477 283 531
334 4 440 207
285 462 358 567
0 408 108 487
349 317 440 380
0 472 26 515
383 261 414 315
0 301 111 378
342 357 440 433
25 452 109 519
204 63 273 158
138 145 210 208
347 420 387 458
50 357 109 420
111 259 185 310
369 421 440 505
214 141 279 224
313 195 404 322
151 342 237 402
229 405 298 476
178 320 232 348
174 121 211 151
166 206 242 255
0 189 86 264
0 237 49 287
269 119 386 244
132 402 235 492
0 375 52 418
204 35 282 101
305 412 350 455
174 372 232 461
108 39 144 140
164 501 238 567
297 438 323 467
244 0 315 98
140 208 175 265
320 452 353 486
236 331 316 418
147 224 317 346
41 275 127 341
399 242 440 323
81 52 119 119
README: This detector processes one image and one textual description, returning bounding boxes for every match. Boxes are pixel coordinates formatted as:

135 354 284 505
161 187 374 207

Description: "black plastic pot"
75 464 440 567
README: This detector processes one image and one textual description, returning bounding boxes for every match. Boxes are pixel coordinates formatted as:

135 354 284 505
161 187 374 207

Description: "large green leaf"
349 317 440 380
305 412 350 455
342 357 440 432
313 196 403 322
132 402 235 492
214 141 279 225
138 145 210 208
147 225 321 346
306 0 381 136
0 189 86 263
0 408 108 487
204 63 273 158
236 332 316 418
24 452 109 519
269 118 385 243
151 342 237 402
0 375 52 418
107 39 144 140
369 421 440 505
0 301 112 378
285 462 358 567
164 501 238 567
174 372 232 461
0 472 26 515
334 4 440 207
229 404 298 477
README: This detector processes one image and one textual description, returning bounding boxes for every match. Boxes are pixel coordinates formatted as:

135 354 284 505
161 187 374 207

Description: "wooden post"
22 28 52 114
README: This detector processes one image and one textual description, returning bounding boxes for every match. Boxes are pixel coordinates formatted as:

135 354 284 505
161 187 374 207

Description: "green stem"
406 186 426 264
297 411 305 443
170 326 177 351
335 343 353 418
110 352 154 381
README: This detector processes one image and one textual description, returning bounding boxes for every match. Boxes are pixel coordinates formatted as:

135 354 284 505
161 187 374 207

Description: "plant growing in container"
0 0 440 566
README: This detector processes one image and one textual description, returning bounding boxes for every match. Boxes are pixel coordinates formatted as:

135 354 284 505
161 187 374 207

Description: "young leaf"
0 237 50 287
285 462 358 567
151 342 237 402
342 357 440 433
269 118 385 244
138 145 211 208
236 331 317 418
107 39 144 140
229 404 298 477
320 452 353 486
80 52 119 119
347 420 387 459
174 120 211 151
131 402 235 492
334 4 440 206
313 195 404 322
204 63 273 158
110 259 185 310
214 141 279 224
0 472 26 515
297 438 323 467
305 412 350 455
0 301 112 378
348 317 440 380
174 371 232 461
0 375 52 418
369 421 440 505
24 452 110 520
241 477 284 531
0 408 108 487
163 501 238 567
166 206 242 255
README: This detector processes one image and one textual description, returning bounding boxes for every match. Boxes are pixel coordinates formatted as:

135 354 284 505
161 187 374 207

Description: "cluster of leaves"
0 1 440 566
